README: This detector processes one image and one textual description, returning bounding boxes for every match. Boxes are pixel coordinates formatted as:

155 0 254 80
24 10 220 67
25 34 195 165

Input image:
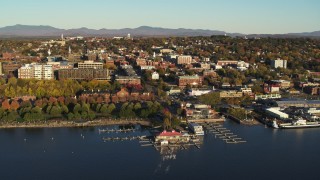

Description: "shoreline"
0 119 153 129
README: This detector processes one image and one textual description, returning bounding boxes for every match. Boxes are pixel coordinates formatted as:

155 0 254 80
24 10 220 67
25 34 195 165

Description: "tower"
61 34 64 40
68 46 72 54
127 34 131 39
48 49 51 56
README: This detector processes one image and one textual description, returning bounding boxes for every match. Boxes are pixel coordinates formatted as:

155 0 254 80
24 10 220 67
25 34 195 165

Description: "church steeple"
48 49 51 56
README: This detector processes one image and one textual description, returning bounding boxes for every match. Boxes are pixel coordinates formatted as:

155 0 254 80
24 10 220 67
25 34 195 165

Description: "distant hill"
0 24 319 38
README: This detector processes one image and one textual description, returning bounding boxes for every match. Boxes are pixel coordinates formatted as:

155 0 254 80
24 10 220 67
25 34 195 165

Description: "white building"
77 60 103 69
271 58 287 69
152 71 159 80
188 88 212 96
266 107 289 119
237 61 250 71
18 64 53 80
140 65 155 70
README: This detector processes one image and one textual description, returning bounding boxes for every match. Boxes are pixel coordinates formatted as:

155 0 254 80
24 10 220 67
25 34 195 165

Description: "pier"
201 122 247 144
102 135 147 142
98 128 136 133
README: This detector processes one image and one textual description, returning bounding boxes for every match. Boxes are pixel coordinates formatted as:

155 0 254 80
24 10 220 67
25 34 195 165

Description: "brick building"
58 69 111 80
178 75 203 87
177 55 192 65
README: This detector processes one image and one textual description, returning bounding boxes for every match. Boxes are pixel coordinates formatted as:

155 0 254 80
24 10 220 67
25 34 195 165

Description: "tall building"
177 55 192 65
0 62 2 75
271 58 287 69
18 64 53 80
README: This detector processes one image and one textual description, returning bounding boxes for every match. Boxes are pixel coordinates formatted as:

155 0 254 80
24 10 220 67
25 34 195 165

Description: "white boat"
279 118 320 129
188 123 205 135
272 120 279 129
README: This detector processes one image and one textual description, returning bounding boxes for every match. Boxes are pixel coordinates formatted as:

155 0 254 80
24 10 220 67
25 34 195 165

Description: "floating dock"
201 122 247 144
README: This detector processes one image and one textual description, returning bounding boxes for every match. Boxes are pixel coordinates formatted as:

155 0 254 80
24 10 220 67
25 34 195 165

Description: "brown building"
178 75 203 87
58 69 111 80
177 55 192 65
136 58 147 66
304 86 320 95
68 54 82 62
80 88 154 103
2 63 21 75
219 91 243 98
2 52 15 60
115 76 141 85
203 69 217 77
77 60 103 69
216 60 238 66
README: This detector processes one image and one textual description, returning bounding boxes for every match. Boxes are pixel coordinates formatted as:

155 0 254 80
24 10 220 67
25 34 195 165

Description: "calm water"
0 120 319 180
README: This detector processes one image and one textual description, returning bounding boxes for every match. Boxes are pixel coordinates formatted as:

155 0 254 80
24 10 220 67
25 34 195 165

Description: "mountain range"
0 24 319 38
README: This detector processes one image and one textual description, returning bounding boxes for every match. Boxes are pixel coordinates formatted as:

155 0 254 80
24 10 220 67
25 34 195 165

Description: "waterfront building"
276 100 320 108
185 104 216 120
266 107 289 119
155 130 189 144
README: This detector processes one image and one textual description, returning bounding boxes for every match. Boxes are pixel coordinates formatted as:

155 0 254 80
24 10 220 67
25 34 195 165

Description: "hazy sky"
1 0 320 34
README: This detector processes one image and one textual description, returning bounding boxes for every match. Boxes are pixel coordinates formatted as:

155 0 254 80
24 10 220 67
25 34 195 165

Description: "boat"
188 123 205 136
272 120 279 129
279 118 320 129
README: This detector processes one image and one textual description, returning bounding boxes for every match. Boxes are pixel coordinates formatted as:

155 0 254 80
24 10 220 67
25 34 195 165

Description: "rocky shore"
0 118 152 129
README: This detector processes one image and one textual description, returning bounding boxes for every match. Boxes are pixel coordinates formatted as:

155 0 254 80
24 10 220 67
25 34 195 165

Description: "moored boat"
279 118 320 129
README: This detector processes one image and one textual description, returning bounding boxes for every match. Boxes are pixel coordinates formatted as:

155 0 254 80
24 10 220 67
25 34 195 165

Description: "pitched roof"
157 130 182 137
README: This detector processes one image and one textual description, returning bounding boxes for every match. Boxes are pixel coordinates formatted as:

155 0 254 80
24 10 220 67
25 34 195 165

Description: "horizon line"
0 24 319 35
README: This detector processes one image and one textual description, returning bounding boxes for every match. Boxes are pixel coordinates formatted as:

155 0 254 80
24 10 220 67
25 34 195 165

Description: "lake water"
0 120 319 180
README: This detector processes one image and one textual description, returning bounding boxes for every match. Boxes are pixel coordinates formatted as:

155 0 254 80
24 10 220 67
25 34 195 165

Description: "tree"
88 111 96 120
67 112 74 120
1 99 11 110
163 118 171 130
199 92 221 107
61 105 69 114
10 100 20 111
100 104 108 115
133 103 141 111
50 105 62 117
107 103 116 115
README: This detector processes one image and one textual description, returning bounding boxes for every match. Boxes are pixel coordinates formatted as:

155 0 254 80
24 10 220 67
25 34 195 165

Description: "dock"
201 122 247 144
99 128 136 133
102 135 147 142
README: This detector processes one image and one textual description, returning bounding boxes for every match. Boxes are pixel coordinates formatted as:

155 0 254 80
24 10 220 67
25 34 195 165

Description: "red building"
178 76 203 87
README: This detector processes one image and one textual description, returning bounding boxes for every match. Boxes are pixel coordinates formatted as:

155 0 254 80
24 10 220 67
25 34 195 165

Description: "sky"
1 0 320 34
